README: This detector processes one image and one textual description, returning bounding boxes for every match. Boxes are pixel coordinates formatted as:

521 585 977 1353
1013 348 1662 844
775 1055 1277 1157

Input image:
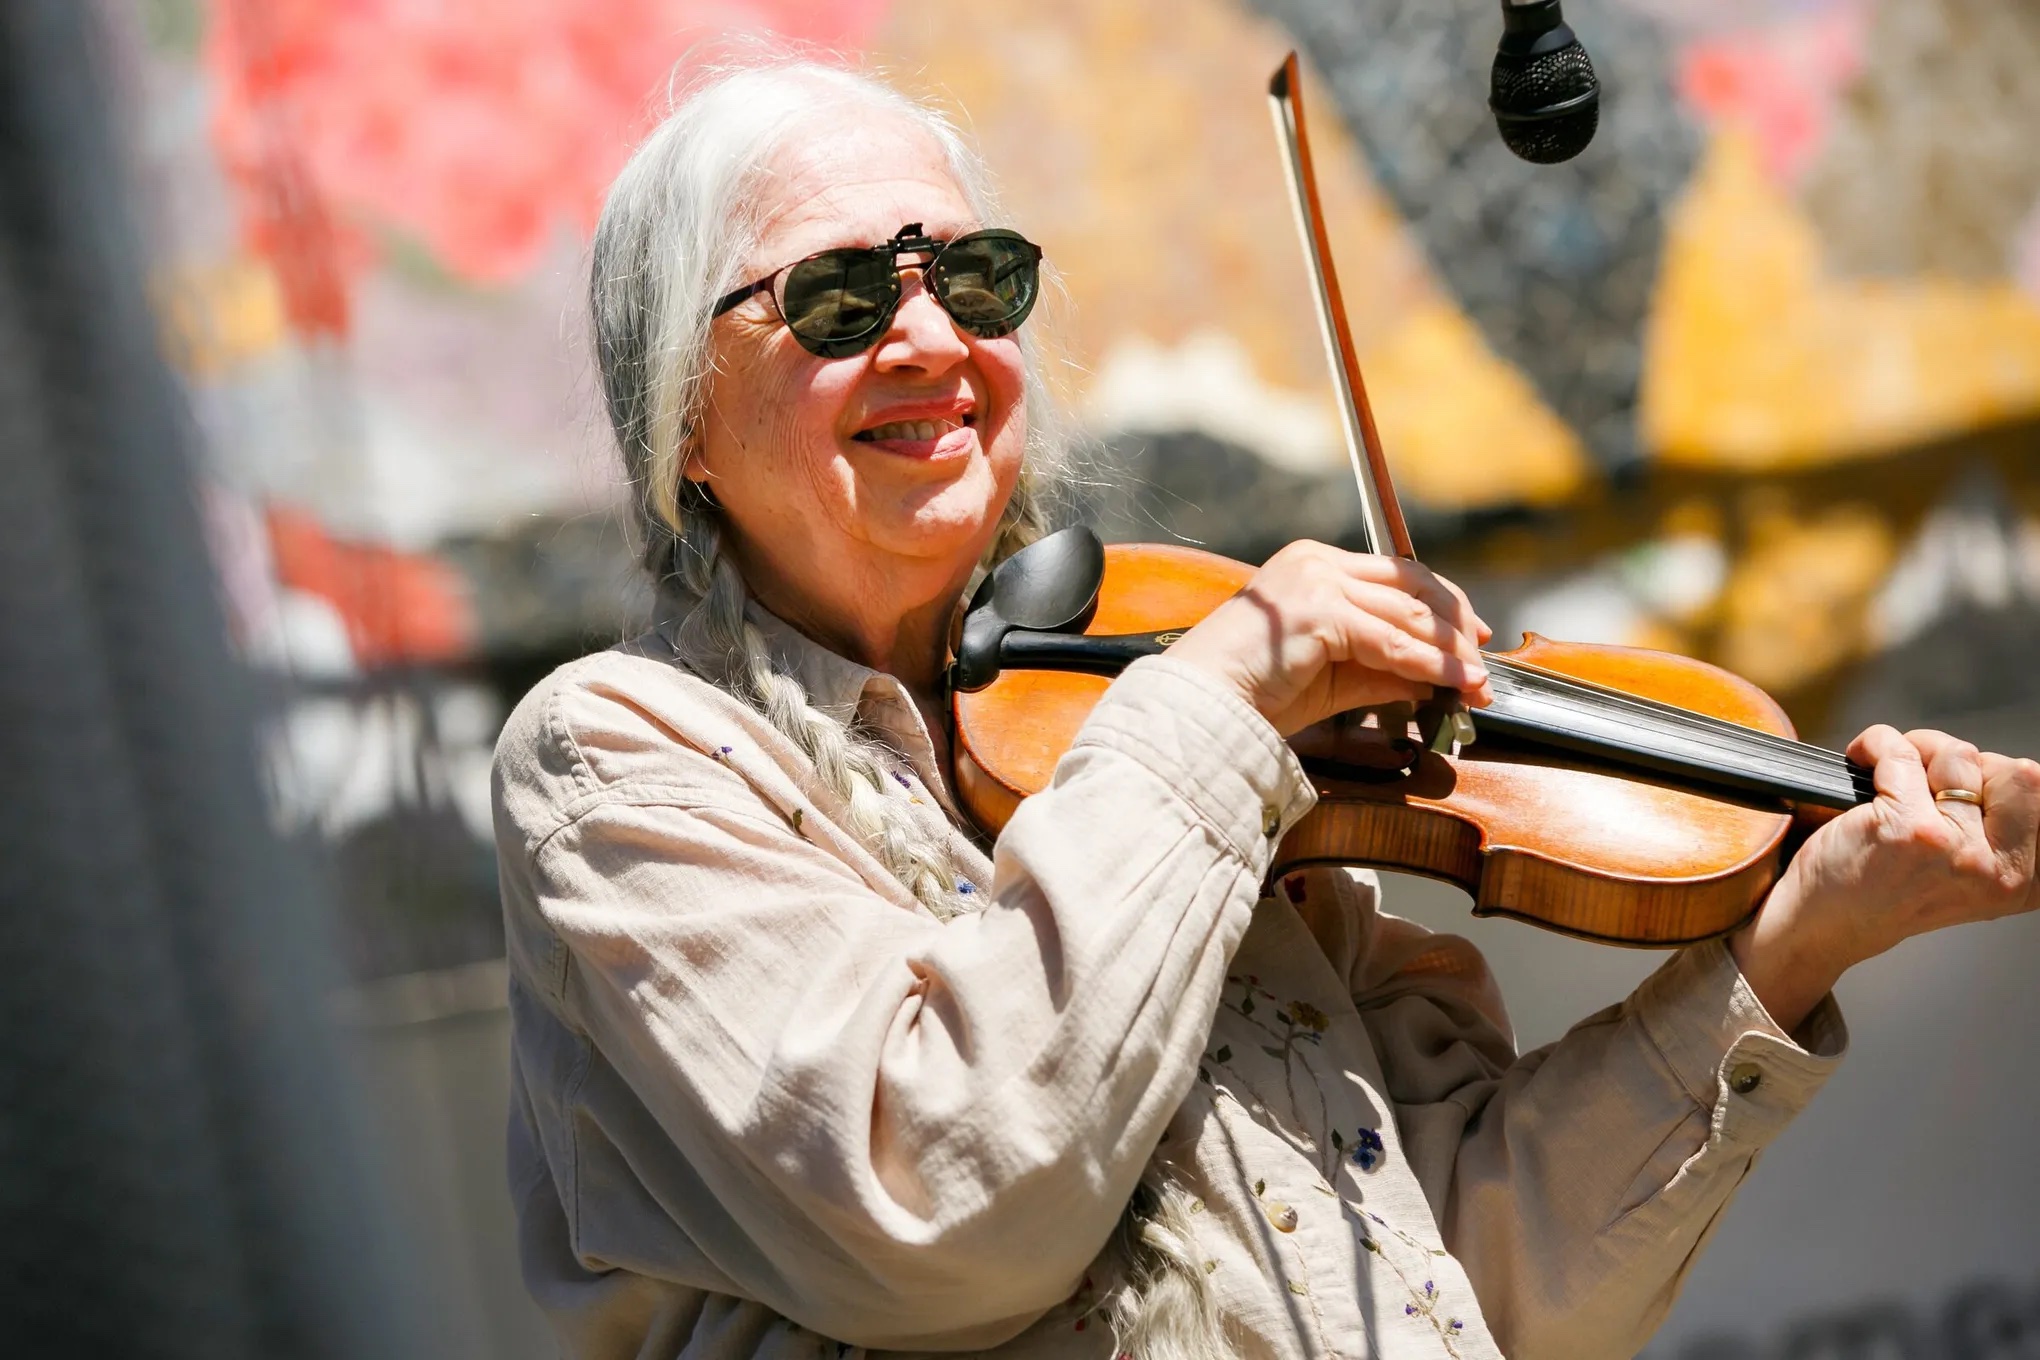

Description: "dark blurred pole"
0 4 420 1355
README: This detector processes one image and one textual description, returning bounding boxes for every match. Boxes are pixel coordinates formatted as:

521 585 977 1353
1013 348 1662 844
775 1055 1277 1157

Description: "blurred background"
85 0 2040 1354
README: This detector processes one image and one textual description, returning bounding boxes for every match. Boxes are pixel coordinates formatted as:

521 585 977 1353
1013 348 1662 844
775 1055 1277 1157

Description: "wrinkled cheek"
789 375 862 512
981 348 1028 463
728 370 843 507
987 393 1029 495
812 451 869 532
736 379 816 469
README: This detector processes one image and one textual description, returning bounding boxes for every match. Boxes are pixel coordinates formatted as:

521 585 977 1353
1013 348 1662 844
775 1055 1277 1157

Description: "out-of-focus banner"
128 0 2040 950
138 0 2040 734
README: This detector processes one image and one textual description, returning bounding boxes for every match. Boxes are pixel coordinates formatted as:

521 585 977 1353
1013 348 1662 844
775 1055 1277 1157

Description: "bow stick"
1268 53 1477 751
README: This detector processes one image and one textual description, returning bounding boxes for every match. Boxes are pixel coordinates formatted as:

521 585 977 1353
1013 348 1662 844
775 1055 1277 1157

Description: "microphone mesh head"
1491 39 1601 164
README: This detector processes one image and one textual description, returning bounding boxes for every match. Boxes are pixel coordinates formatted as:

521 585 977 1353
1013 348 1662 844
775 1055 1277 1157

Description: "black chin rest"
950 526 1106 692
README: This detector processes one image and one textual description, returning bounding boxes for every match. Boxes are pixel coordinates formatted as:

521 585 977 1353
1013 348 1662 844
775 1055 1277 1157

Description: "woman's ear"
678 443 722 511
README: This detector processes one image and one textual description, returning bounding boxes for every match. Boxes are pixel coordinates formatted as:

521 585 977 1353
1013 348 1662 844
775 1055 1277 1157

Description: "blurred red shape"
205 0 889 307
266 504 478 667
1675 2 1865 185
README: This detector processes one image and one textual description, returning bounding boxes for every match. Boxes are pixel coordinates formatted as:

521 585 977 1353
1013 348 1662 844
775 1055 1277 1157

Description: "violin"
947 55 1874 948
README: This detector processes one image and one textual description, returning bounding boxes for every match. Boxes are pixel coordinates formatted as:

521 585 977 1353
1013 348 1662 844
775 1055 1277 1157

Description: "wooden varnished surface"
953 545 1801 946
953 541 1253 828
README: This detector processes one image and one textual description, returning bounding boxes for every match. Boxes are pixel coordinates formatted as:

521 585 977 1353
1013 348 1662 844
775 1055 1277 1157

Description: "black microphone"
1491 0 1601 163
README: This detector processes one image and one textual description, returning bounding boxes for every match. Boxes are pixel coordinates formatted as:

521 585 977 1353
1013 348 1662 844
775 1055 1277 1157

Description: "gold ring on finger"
1933 787 1984 807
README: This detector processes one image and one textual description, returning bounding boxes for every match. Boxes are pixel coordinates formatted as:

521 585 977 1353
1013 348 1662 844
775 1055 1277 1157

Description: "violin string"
1488 681 1865 799
1492 678 1868 797
1488 694 1852 793
1495 683 1845 782
1483 657 1865 790
1483 656 1816 756
1484 655 1849 768
1490 672 1852 785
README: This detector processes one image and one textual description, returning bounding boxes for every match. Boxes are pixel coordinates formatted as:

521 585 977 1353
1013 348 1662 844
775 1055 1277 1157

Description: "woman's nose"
872 273 971 374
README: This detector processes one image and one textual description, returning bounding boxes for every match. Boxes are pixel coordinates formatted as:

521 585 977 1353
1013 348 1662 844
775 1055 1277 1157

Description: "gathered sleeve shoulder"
491 653 1315 1351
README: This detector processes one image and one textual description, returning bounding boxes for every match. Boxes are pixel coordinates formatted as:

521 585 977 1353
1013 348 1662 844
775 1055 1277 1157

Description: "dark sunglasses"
711 223 1043 358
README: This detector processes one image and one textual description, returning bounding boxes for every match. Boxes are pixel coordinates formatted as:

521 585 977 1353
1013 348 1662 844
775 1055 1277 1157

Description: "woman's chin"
862 468 1015 569
867 515 999 574
860 497 1003 568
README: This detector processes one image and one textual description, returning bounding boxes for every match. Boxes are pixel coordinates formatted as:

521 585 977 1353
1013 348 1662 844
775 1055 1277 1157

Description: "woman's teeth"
858 418 965 442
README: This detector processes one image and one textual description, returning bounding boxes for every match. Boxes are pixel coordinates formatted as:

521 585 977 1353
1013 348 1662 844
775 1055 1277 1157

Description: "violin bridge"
1423 706 1478 756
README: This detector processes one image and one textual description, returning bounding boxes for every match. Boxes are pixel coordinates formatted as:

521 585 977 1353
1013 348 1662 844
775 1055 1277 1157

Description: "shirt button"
1262 804 1281 838
1728 1062 1763 1095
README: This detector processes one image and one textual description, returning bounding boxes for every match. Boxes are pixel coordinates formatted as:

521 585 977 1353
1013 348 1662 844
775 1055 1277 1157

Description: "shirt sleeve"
495 656 1315 1351
1312 869 1847 1360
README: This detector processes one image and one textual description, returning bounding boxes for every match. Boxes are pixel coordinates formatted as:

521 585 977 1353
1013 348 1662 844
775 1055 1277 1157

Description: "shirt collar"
648 579 973 828
654 580 922 729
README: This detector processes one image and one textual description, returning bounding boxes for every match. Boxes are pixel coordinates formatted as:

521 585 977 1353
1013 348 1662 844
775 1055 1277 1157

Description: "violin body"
948 58 1864 948
952 541 1804 947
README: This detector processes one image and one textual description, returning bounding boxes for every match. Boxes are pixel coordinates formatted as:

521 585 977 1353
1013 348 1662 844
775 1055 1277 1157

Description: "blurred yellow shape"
1645 129 2040 468
879 0 1587 511
154 257 288 378
1363 301 1589 509
1717 501 1896 692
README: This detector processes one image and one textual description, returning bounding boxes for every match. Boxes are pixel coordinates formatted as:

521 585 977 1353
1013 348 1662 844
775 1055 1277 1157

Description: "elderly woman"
492 58 2039 1360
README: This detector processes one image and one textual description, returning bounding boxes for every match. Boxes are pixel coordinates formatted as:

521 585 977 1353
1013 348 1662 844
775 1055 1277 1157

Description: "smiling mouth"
853 414 976 442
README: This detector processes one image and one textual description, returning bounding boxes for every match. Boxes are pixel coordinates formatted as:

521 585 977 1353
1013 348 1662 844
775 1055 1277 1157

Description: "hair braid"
676 508 976 919
1102 1170 1238 1360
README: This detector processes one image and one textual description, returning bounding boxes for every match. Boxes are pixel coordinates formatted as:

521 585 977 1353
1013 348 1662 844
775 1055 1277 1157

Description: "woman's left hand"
1731 726 2040 1031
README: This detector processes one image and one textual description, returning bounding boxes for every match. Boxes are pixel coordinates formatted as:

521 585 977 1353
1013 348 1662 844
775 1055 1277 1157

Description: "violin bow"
1268 53 1476 749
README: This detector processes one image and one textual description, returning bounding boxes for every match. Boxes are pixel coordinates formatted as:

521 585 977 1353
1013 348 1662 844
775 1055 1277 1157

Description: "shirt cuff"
1632 937 1849 1147
1075 655 1317 867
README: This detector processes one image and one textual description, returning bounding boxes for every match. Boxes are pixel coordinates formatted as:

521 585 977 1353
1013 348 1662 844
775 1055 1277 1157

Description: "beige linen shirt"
492 599 1847 1360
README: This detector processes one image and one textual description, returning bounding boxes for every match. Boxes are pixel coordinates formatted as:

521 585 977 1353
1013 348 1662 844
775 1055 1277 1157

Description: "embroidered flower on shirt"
1285 1000 1330 1033
1066 1273 1097 1331
1351 1127 1385 1172
1357 1215 1467 1357
1218 974 1349 1171
1282 874 1308 904
956 879 976 895
1406 1277 1467 1354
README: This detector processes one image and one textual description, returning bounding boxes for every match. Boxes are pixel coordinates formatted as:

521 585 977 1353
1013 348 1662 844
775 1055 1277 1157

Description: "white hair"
588 53 1231 1358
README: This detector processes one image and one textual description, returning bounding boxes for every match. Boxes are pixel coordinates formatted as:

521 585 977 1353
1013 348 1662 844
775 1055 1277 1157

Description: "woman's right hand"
1166 540 1495 739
